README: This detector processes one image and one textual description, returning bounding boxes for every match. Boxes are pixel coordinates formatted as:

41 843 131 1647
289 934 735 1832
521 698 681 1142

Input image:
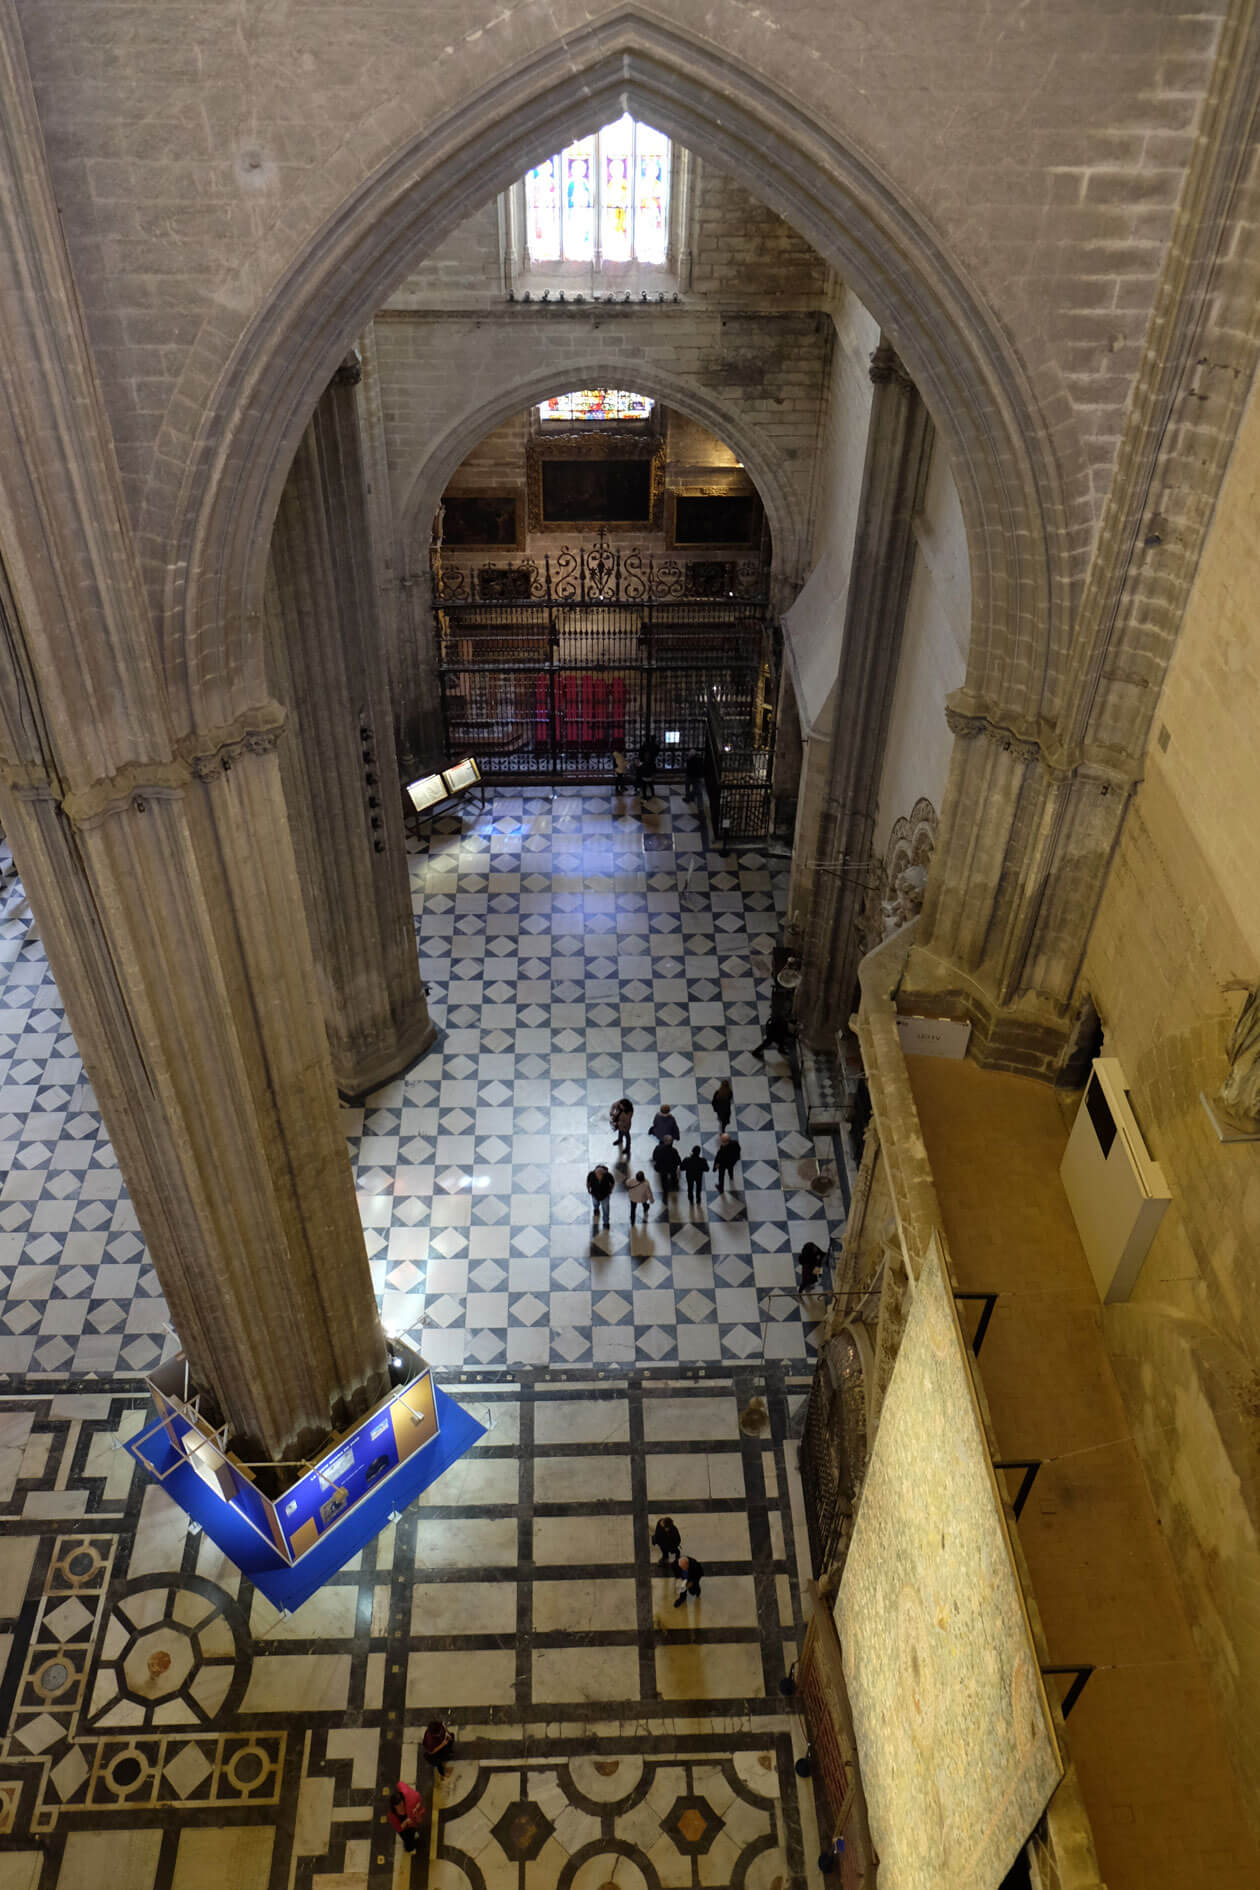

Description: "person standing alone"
713 1133 741 1195
710 1078 733 1133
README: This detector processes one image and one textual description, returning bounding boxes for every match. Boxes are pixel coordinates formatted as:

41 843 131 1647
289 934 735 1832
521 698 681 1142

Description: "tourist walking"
586 1163 615 1230
652 1137 681 1198
421 1719 456 1779
681 1145 710 1206
649 1103 680 1146
612 747 628 793
710 1078 733 1132
610 1097 634 1162
652 1516 682 1568
627 1170 655 1227
387 1780 426 1853
673 1553 705 1605
713 1133 742 1194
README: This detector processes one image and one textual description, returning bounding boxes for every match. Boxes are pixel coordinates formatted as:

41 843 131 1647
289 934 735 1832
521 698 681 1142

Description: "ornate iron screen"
431 541 777 820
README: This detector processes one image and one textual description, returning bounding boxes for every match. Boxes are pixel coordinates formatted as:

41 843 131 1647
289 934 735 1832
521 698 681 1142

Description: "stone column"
0 3 387 1459
905 721 1131 1073
268 360 435 1098
798 342 933 1045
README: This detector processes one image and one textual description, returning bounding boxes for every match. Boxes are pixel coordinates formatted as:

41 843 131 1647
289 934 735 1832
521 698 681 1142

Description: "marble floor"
0 789 840 1379
0 1365 824 1890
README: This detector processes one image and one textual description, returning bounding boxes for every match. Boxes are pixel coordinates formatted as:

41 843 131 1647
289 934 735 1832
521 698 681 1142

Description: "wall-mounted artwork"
670 492 762 547
541 459 651 524
527 432 665 532
439 493 523 549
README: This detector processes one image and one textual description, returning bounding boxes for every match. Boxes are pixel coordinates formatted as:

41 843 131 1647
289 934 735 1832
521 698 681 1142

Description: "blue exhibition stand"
127 1385 486 1612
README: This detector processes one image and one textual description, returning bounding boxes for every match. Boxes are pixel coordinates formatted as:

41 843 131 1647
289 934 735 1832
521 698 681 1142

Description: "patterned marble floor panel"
0 1367 824 1890
0 790 839 1377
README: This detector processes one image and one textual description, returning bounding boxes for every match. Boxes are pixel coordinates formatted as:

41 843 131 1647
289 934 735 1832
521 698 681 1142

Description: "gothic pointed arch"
154 10 1079 756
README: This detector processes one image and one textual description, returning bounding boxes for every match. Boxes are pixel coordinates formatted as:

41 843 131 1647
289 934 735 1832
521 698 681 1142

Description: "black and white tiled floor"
0 790 838 1376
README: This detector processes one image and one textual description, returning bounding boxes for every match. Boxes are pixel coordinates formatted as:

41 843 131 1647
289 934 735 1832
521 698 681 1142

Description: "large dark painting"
672 493 761 546
441 493 522 548
540 458 652 525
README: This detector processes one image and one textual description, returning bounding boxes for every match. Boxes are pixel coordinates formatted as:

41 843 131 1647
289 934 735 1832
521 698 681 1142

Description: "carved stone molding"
178 702 288 780
51 705 290 827
61 760 192 829
0 758 58 801
945 704 1071 779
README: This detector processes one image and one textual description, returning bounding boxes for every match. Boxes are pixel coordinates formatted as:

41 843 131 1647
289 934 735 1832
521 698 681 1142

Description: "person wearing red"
387 1779 426 1853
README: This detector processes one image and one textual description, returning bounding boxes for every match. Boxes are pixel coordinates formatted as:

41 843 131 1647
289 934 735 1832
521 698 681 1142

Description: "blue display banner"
275 1373 437 1561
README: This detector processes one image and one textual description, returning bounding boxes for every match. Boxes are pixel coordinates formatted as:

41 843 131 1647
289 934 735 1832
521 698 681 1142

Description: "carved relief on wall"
855 796 939 952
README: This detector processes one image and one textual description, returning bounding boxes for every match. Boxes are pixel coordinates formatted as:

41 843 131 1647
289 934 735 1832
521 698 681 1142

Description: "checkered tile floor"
0 789 839 1376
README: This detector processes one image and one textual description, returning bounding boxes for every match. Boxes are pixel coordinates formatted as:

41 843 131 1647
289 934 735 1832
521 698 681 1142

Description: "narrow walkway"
906 1055 1260 1890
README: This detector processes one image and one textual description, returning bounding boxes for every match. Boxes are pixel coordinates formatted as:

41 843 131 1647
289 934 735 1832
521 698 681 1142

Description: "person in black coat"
652 1138 681 1196
649 1103 680 1145
673 1553 704 1604
798 1241 827 1293
712 1134 741 1194
710 1079 733 1132
586 1163 615 1229
636 733 660 798
652 1516 682 1568
681 1146 709 1206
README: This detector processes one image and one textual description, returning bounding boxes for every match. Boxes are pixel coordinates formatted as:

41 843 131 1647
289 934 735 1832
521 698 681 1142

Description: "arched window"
525 115 671 265
539 391 655 422
504 117 691 293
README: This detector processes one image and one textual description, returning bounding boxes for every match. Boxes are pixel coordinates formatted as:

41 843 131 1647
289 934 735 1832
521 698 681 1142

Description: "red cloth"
388 1781 424 1835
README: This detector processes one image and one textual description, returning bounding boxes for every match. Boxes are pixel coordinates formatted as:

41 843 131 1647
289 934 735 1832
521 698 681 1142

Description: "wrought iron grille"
432 543 777 818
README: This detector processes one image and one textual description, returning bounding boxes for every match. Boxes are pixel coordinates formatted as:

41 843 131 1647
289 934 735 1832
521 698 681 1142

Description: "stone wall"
687 162 828 303
15 0 1224 594
1082 368 1260 1831
873 436 970 855
374 306 828 577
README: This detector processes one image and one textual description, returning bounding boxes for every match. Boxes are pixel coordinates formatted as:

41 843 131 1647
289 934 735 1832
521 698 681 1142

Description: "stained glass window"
526 153 561 261
539 391 655 423
524 115 671 265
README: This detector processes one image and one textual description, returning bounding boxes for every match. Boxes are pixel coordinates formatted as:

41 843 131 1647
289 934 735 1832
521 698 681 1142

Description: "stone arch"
394 360 806 591
162 10 1078 750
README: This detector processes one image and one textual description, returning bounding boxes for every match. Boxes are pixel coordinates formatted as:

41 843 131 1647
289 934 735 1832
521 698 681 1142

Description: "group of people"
588 1082 743 1229
610 735 706 804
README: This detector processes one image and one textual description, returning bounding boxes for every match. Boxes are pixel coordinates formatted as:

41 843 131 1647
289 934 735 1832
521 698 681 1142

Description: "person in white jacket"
626 1170 655 1227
